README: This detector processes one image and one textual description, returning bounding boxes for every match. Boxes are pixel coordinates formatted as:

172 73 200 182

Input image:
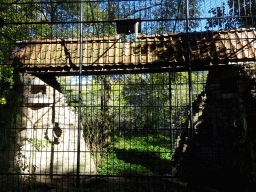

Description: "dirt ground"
18 175 222 192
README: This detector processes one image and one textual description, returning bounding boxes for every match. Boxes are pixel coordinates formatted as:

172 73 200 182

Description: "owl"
53 122 62 138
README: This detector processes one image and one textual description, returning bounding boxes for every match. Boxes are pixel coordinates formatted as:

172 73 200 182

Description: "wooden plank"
229 32 243 59
51 44 58 66
82 43 90 66
166 36 178 62
68 43 75 65
55 44 63 66
92 42 99 64
34 44 43 67
247 30 256 55
23 44 31 65
98 41 104 65
41 44 49 67
215 33 230 60
115 42 123 64
123 43 131 64
237 30 254 59
44 44 52 67
103 42 107 64
108 42 115 64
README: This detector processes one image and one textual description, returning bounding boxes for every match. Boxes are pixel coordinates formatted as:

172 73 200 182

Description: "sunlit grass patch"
98 133 174 175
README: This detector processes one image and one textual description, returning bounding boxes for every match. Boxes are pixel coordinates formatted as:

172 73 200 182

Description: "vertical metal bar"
76 0 83 188
101 76 104 113
186 0 193 140
52 88 55 124
50 139 54 181
169 72 173 151
186 0 190 31
50 88 56 181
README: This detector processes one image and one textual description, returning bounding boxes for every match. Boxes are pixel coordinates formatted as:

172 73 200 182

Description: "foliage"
82 1 114 37
1 0 80 39
205 0 256 30
120 72 207 131
59 71 207 170
0 58 23 175
0 0 110 47
82 109 112 164
56 76 76 105
24 138 51 151
109 0 202 35
0 0 47 65
151 0 202 33
121 73 168 131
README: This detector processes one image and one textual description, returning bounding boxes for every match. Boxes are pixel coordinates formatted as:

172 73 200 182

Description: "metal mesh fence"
1 0 256 191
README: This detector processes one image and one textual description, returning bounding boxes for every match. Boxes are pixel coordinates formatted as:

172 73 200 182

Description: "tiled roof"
8 28 256 74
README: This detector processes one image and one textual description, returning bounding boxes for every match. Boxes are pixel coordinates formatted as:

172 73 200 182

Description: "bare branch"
124 2 161 18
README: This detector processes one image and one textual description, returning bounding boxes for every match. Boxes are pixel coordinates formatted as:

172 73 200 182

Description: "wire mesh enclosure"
1 0 256 191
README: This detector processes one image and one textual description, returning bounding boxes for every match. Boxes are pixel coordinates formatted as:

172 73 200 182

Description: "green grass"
97 132 175 176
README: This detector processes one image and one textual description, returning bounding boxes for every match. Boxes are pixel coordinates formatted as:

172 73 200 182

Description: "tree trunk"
101 75 111 145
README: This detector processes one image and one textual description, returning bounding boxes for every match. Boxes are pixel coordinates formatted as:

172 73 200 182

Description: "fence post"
77 0 83 188
186 0 194 140
169 72 173 151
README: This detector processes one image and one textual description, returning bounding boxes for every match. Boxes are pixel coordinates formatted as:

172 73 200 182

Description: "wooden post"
135 21 139 41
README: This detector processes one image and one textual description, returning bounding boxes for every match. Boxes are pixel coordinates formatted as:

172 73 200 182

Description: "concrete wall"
14 74 96 179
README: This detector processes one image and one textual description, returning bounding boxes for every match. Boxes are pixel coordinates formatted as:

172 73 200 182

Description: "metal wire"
1 0 256 191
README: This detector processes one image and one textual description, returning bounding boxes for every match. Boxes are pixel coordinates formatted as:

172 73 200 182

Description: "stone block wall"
172 64 256 191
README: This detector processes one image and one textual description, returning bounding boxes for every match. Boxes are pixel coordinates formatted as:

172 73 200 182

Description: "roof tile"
8 28 256 73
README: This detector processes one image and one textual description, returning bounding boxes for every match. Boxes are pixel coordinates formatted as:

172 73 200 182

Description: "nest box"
115 18 141 35
24 78 54 106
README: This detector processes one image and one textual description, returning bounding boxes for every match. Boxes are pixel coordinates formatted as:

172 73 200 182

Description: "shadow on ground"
114 147 174 176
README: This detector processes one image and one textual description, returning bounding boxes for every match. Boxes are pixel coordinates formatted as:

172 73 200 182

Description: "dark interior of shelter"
1 1 256 191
